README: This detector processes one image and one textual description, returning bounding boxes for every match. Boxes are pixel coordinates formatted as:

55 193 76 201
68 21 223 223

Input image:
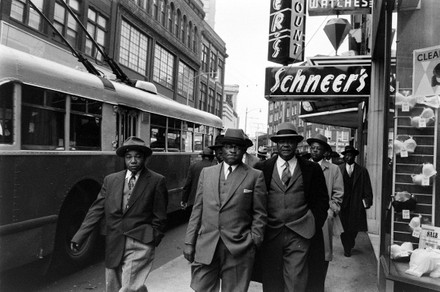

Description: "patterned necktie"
282 161 291 185
128 174 136 191
348 165 353 177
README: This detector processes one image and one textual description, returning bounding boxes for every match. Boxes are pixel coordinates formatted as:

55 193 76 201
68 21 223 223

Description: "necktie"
128 174 136 191
226 166 232 179
282 161 291 185
348 165 353 177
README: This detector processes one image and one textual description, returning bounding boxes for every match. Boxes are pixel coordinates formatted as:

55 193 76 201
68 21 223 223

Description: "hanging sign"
265 65 371 100
268 0 306 65
413 45 440 99
308 0 372 16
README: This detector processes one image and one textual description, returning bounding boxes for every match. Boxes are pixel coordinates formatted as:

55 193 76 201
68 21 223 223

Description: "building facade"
222 84 239 130
0 0 226 118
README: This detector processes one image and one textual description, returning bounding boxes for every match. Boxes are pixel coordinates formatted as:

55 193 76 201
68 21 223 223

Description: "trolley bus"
0 45 223 272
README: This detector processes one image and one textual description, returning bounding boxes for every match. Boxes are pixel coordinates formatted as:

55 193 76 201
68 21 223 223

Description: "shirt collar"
223 162 238 176
125 169 141 180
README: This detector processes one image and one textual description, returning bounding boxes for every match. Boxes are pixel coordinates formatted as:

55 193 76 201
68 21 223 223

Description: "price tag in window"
400 149 408 157
402 210 410 219
422 177 430 186
402 102 410 112
419 118 427 128
412 228 421 238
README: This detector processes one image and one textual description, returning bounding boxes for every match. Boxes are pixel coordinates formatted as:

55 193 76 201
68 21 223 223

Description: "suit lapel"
112 171 126 212
211 164 222 207
286 162 301 190
221 164 247 209
272 165 285 190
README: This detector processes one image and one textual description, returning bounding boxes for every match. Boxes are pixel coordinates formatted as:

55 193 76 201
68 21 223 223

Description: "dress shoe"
344 250 351 257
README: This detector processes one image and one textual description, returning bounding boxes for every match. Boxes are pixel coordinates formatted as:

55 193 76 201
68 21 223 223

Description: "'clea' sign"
265 65 371 101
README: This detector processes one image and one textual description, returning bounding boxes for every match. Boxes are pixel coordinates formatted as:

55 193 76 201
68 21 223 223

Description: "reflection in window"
150 114 166 151
70 97 102 150
0 84 14 144
167 118 181 151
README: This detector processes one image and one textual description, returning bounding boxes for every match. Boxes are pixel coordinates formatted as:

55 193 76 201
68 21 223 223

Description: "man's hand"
183 244 195 263
180 201 188 210
70 242 80 252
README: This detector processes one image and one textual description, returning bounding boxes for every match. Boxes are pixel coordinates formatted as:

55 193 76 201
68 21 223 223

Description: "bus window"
167 118 181 152
116 107 138 148
194 124 203 151
21 85 65 150
0 83 13 144
204 126 213 148
150 113 166 151
70 97 102 150
183 122 193 152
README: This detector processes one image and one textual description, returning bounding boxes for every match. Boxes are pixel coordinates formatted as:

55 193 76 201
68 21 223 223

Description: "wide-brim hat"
307 134 331 152
221 128 248 146
257 146 268 156
244 134 253 148
208 135 224 149
116 136 152 157
200 147 215 157
341 145 360 156
270 122 304 143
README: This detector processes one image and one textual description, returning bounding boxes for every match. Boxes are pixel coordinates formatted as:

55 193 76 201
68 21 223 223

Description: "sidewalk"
147 232 378 292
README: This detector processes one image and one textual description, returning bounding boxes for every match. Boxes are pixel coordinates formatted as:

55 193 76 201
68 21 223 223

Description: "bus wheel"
53 187 102 270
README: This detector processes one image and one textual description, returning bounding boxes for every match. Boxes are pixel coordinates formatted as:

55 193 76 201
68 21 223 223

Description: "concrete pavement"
146 232 378 292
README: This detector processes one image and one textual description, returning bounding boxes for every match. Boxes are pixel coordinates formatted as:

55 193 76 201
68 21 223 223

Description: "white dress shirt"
223 162 238 179
276 156 297 180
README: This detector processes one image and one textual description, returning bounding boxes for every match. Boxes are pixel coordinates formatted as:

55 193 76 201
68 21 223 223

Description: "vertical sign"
268 0 306 65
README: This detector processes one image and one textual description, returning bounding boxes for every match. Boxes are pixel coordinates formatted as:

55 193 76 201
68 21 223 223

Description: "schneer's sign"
265 65 371 100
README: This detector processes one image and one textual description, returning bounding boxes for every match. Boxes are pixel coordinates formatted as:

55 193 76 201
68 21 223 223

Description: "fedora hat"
341 145 359 156
307 134 331 152
116 136 152 157
244 134 254 148
208 134 224 149
270 122 304 143
257 146 268 156
221 128 248 146
200 147 214 157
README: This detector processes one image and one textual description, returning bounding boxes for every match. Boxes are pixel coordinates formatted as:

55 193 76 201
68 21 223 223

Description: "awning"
299 99 363 129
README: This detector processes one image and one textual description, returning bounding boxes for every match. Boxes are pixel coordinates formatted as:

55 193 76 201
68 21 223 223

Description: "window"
10 0 44 31
215 93 221 116
183 122 193 152
177 62 195 100
225 94 233 107
208 88 215 114
133 0 148 10
0 84 14 144
175 10 180 38
193 27 198 53
150 114 166 151
153 44 175 89
116 107 138 148
194 124 204 151
181 15 186 43
119 20 148 74
217 58 224 82
53 0 79 46
70 97 102 150
209 51 217 77
21 85 65 150
168 3 174 32
86 7 108 61
201 45 209 72
153 0 158 20
160 0 166 27
187 22 192 47
167 118 181 151
199 83 207 111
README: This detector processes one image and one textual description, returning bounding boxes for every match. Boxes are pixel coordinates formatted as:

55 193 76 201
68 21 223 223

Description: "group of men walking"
70 122 372 292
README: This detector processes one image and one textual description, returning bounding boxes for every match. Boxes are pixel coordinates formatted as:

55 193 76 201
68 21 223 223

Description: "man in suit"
209 134 224 164
184 128 267 292
71 136 168 292
253 122 329 292
257 146 269 162
180 147 215 210
242 135 259 167
338 145 373 257
306 134 344 292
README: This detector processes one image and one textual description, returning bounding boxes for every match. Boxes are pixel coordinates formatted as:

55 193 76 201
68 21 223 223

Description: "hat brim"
116 145 152 157
341 149 360 156
271 134 304 143
208 144 223 149
306 138 331 151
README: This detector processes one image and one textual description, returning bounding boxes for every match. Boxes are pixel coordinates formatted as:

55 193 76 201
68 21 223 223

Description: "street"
0 212 190 292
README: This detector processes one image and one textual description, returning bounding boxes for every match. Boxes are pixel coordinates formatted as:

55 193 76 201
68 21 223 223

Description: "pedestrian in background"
306 134 344 292
257 146 268 161
209 134 224 164
338 145 373 257
180 147 215 210
71 137 168 292
184 128 267 292
253 122 328 292
242 135 259 167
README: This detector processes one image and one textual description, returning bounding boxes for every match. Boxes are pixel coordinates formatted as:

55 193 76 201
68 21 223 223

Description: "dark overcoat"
181 158 213 205
338 162 373 232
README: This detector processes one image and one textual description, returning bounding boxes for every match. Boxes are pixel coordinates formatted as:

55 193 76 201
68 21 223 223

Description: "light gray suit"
185 162 267 291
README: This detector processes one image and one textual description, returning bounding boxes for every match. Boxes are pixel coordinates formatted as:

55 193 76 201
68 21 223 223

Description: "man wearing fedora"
180 147 215 210
184 128 267 292
242 134 260 167
253 122 328 292
71 136 168 292
257 146 269 162
209 134 224 164
306 134 344 292
339 145 373 257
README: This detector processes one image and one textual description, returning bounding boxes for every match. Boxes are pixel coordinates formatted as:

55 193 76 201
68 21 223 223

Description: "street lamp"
244 107 262 135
